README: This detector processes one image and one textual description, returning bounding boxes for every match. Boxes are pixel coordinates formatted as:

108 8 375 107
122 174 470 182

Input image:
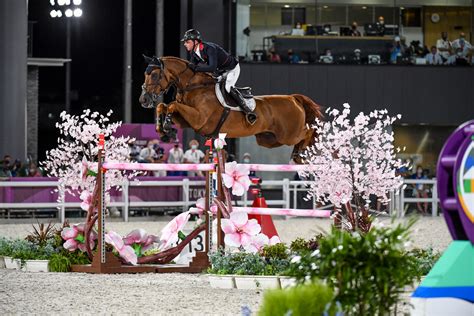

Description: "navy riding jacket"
187 41 238 74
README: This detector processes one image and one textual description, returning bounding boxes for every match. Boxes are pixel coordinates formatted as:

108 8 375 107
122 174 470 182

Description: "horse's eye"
151 72 158 81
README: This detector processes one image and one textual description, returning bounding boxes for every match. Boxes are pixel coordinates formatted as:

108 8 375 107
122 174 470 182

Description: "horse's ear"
152 56 162 67
143 54 154 64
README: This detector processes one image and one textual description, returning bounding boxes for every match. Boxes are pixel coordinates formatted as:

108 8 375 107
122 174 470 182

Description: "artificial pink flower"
214 133 227 150
122 228 159 256
159 211 191 250
221 161 251 196
80 190 93 211
189 197 218 216
105 231 137 265
221 211 261 248
61 223 96 252
269 235 281 245
244 234 282 253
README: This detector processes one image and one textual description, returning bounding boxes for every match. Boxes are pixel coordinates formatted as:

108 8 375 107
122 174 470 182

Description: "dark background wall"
239 63 474 125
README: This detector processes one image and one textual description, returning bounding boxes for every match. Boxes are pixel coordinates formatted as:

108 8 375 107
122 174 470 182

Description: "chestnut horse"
139 56 323 159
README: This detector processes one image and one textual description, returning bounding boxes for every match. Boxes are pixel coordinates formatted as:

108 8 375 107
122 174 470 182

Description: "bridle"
141 57 216 107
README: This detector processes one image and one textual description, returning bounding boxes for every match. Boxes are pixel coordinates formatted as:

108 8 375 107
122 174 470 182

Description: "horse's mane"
160 56 215 80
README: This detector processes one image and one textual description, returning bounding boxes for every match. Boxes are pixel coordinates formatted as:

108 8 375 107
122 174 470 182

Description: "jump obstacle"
71 135 330 274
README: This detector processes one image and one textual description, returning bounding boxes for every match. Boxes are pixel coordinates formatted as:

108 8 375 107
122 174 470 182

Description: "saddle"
215 76 256 112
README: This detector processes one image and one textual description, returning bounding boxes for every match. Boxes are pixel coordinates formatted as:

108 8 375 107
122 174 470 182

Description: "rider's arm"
194 45 217 73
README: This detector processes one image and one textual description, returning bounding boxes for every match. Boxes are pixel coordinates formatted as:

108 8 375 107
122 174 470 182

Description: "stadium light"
65 8 73 17
73 0 82 5
73 8 82 17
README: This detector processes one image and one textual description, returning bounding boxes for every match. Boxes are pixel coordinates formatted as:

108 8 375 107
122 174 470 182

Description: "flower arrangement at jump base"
39 109 208 267
300 103 406 233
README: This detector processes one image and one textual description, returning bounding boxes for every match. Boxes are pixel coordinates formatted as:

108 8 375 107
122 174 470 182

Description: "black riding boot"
229 87 257 125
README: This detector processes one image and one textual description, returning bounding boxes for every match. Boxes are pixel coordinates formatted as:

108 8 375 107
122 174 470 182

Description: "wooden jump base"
72 135 329 274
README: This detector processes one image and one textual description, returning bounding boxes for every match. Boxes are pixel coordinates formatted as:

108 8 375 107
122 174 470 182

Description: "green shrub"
208 249 290 276
261 243 288 260
258 282 335 316
287 218 420 315
289 234 324 255
408 247 441 276
48 254 71 272
0 237 14 257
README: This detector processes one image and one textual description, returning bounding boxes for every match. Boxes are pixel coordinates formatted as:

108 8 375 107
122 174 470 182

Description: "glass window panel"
306 6 316 25
348 5 373 25
294 8 306 24
319 5 346 26
375 6 399 25
266 5 281 27
250 4 266 27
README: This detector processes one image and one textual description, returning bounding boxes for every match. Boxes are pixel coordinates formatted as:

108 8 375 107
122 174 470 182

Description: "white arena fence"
0 178 439 222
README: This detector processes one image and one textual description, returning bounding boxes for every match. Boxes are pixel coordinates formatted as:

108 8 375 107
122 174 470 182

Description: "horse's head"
139 55 168 108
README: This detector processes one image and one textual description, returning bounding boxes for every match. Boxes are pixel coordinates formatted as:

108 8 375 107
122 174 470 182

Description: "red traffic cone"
248 178 279 239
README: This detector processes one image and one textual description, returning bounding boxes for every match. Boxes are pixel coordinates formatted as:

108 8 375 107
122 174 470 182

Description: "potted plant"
0 237 12 269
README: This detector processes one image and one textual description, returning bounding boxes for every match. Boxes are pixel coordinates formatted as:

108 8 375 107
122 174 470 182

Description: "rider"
181 29 257 125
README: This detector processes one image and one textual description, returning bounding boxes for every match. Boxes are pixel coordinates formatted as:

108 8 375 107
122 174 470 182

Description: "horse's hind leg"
255 132 282 148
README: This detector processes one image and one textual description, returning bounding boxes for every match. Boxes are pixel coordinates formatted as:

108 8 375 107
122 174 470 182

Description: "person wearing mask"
183 139 205 177
390 36 405 64
452 32 473 64
411 166 428 215
350 22 361 37
425 46 443 65
0 155 12 177
11 159 26 177
167 140 185 176
291 22 305 36
267 48 281 63
375 16 385 36
242 153 256 178
27 163 42 177
436 32 454 64
138 141 156 163
287 49 301 64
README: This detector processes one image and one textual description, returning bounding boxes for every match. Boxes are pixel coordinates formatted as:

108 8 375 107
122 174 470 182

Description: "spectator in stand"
452 32 473 65
0 155 12 177
375 16 385 36
436 32 455 64
287 49 301 64
425 46 443 65
390 36 405 64
242 153 256 178
350 22 361 37
151 140 167 177
167 140 185 176
291 22 305 36
27 163 42 177
11 159 26 177
138 140 156 163
128 140 140 161
352 48 362 64
411 166 428 215
267 48 281 63
183 139 205 177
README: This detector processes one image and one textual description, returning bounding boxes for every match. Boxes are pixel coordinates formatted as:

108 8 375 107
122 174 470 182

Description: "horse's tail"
291 94 324 161
292 94 323 125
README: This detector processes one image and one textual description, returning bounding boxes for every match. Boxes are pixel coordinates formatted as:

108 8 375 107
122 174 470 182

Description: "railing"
0 178 440 222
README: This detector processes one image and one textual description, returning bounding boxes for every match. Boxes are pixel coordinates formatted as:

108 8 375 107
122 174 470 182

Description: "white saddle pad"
214 83 256 112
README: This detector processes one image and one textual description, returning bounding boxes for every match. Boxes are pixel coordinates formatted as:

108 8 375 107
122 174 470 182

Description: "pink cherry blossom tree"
300 104 405 233
41 110 139 211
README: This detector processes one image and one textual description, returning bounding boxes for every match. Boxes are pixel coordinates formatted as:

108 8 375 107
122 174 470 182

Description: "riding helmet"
181 29 201 42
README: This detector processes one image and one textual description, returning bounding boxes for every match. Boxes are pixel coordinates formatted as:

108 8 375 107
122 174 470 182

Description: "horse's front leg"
155 103 167 134
168 101 206 130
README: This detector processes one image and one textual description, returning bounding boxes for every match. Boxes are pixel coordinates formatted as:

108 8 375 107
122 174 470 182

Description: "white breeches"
224 63 240 93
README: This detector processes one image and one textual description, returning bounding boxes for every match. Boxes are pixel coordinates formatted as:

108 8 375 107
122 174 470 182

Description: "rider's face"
183 40 197 51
